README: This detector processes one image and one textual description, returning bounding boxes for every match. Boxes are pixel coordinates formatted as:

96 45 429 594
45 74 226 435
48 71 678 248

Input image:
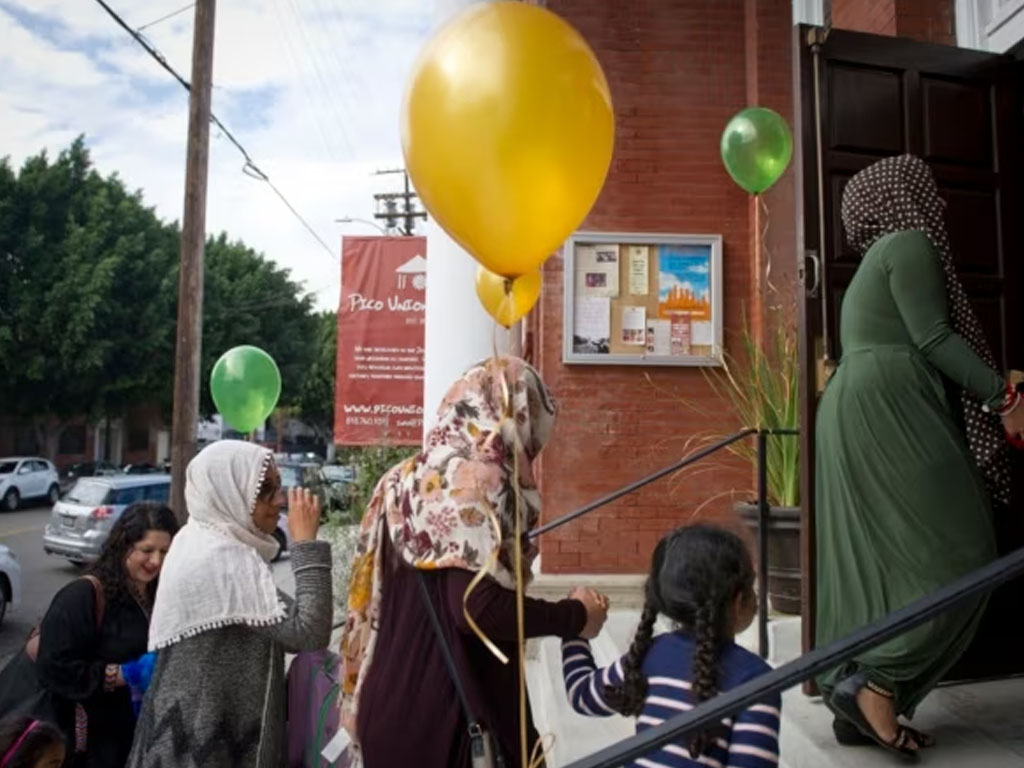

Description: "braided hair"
602 537 670 716
605 525 755 758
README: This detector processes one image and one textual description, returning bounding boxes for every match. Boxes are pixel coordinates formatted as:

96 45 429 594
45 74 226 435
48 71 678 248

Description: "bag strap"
414 570 480 734
24 575 105 662
81 575 105 630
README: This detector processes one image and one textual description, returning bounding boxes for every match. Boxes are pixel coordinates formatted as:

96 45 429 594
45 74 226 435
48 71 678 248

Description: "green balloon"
721 107 793 194
210 345 282 433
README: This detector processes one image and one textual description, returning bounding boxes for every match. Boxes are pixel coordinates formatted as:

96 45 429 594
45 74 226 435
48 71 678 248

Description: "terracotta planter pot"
735 503 801 615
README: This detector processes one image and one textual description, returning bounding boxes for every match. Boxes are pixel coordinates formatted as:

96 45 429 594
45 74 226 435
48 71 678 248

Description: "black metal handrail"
531 427 799 658
562 544 1024 768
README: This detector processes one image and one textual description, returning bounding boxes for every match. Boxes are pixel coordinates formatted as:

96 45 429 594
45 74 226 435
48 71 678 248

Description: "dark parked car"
61 460 120 493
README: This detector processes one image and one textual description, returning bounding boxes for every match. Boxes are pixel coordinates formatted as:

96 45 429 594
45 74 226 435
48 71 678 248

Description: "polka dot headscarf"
841 154 1010 506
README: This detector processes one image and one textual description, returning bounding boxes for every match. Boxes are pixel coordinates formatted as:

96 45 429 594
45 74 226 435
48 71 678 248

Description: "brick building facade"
532 0 969 573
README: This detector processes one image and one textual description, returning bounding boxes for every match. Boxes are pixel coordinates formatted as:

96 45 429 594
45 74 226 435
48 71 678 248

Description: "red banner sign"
334 236 426 445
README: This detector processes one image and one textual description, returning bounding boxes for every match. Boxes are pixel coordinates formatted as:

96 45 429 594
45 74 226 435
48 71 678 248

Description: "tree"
0 138 318 458
0 139 179 455
297 311 337 442
199 234 317 418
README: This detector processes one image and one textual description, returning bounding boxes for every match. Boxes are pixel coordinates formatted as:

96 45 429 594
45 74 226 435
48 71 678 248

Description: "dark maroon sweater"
356 536 586 768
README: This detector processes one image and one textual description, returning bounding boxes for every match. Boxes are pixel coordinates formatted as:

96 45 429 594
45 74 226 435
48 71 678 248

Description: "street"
0 506 79 666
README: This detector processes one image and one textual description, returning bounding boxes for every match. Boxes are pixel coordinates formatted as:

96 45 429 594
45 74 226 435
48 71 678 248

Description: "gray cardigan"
127 540 333 768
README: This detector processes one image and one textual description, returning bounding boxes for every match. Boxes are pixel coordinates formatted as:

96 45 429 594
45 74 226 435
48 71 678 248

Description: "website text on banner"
335 236 427 445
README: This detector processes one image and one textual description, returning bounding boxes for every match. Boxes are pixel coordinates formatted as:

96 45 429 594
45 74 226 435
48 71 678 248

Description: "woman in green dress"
815 154 1024 759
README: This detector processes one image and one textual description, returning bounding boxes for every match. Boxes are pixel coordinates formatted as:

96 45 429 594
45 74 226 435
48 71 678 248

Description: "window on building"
59 426 87 455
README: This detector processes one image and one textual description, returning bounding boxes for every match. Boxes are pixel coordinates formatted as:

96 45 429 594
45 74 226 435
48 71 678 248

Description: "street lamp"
334 216 388 235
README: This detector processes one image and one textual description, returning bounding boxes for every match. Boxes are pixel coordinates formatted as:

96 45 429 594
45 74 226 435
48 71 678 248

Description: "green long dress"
815 229 1004 715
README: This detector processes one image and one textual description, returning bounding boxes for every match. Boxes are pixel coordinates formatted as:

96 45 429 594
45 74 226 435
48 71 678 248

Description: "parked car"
61 460 120 493
321 464 356 486
0 457 61 511
43 474 171 566
122 463 163 475
0 543 22 626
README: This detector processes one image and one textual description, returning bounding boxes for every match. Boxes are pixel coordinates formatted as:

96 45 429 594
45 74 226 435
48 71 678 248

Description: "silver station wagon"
43 474 171 565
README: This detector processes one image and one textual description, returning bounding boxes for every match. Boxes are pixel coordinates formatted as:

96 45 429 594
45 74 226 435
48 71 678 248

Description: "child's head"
654 524 756 640
0 716 65 768
604 525 755 750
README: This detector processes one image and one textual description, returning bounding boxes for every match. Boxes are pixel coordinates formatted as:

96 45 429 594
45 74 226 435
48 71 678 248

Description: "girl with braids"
0 503 178 767
816 155 1024 760
561 525 780 768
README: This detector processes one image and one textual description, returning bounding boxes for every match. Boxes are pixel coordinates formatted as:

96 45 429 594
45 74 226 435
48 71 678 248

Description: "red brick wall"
833 0 897 35
895 0 955 45
536 0 793 573
832 0 956 45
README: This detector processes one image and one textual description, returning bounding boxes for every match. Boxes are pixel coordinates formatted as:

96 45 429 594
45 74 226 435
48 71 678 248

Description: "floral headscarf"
337 356 556 747
841 154 1010 505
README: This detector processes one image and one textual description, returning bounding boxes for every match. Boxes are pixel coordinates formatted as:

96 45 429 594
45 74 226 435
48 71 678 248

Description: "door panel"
795 26 1024 680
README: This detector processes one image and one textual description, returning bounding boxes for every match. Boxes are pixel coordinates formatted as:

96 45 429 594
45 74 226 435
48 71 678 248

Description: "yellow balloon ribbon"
458 493 510 666
402 1 615 278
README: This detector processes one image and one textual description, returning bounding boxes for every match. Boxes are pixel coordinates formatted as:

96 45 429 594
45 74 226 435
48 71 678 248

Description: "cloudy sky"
0 0 456 310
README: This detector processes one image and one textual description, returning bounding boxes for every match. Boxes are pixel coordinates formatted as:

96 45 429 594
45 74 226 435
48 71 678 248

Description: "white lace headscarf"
148 440 286 650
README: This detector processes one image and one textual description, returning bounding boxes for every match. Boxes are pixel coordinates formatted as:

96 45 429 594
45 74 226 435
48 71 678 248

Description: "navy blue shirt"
562 632 780 767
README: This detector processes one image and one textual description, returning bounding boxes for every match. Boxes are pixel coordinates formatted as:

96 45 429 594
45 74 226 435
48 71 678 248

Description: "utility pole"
373 168 427 235
170 0 216 523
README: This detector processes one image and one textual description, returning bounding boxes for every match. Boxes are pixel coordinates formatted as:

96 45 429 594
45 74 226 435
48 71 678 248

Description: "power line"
91 0 338 262
137 2 195 32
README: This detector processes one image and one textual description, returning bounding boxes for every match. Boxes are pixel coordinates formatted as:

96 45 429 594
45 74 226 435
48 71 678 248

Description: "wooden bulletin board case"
562 231 723 366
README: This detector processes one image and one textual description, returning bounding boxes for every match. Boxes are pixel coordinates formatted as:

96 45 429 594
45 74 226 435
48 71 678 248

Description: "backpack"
286 649 342 767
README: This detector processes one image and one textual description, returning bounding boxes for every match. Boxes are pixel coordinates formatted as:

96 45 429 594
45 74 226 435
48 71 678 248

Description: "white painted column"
423 219 519 436
421 0 510 437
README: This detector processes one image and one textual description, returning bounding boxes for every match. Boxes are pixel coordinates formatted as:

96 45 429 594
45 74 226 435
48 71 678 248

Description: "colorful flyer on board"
621 306 647 345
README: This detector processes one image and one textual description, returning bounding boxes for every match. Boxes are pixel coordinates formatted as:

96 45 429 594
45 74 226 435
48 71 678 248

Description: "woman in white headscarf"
127 440 332 768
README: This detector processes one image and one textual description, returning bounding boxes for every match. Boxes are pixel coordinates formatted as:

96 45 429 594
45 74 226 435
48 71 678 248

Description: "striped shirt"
561 633 781 768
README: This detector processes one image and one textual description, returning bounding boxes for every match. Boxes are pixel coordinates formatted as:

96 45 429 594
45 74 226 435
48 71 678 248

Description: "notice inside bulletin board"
562 231 724 366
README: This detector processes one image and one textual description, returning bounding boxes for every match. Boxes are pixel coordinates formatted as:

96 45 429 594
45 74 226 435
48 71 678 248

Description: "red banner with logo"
334 236 426 445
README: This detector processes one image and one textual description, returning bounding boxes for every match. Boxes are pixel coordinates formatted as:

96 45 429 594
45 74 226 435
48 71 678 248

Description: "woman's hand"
570 586 609 639
1003 404 1024 442
287 488 321 543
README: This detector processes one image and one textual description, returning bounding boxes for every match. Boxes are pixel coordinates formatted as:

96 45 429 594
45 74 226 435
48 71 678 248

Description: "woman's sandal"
833 717 935 749
829 674 922 762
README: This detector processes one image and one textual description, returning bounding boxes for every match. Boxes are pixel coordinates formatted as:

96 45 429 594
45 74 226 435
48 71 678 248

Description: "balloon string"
462 324 514 666
759 194 778 296
459 490 510 665
497 368 529 768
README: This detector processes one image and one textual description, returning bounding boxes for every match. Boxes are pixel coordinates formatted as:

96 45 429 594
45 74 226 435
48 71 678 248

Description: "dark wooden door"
794 26 1024 680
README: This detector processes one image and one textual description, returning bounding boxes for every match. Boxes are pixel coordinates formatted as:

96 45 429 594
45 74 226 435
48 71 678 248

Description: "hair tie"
1 720 40 768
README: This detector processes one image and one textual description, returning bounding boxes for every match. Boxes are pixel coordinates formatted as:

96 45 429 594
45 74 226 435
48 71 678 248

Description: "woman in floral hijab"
339 356 606 768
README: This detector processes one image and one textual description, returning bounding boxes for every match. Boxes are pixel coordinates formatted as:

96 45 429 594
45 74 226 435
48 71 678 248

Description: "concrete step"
781 678 1024 767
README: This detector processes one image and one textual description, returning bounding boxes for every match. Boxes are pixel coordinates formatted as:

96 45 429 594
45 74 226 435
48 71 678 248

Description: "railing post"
756 430 769 660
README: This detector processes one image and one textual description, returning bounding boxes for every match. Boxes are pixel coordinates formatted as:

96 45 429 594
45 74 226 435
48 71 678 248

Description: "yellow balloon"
475 267 542 328
402 2 614 278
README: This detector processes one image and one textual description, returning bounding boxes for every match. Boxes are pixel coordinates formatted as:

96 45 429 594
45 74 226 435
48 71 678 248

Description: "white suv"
0 457 61 511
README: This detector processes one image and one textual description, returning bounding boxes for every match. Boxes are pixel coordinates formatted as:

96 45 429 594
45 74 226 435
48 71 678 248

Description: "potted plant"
662 309 801 614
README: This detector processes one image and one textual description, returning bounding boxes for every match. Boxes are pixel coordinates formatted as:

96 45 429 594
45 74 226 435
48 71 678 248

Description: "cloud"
0 0 442 310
